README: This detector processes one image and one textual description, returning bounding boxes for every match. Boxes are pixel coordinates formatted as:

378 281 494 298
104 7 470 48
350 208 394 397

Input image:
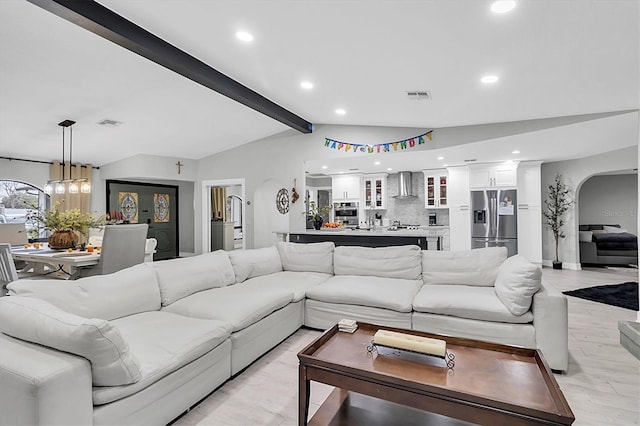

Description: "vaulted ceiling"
0 0 638 167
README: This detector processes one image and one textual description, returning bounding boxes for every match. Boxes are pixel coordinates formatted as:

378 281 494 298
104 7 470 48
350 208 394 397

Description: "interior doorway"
201 179 245 253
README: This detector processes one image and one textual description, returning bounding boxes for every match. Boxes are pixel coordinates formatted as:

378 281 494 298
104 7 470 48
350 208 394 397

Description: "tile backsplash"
371 171 450 226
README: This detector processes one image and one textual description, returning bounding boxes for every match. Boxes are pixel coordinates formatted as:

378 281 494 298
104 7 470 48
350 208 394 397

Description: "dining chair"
78 224 149 277
0 243 19 295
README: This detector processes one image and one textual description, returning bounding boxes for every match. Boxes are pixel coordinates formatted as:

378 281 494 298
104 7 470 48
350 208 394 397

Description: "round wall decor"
276 188 290 214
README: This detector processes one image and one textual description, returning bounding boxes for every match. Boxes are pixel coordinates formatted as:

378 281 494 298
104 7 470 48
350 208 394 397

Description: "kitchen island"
284 227 449 250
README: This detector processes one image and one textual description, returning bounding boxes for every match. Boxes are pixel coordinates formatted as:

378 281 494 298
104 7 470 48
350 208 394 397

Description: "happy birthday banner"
324 131 433 154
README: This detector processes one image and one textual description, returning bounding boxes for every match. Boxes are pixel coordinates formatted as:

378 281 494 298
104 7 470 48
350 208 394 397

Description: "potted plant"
542 174 574 269
306 201 332 230
34 205 105 249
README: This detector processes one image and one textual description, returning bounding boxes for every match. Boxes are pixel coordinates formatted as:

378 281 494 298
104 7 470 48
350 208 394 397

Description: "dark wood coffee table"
298 323 574 425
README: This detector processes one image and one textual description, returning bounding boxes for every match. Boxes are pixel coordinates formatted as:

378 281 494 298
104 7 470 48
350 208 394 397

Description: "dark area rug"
563 282 639 311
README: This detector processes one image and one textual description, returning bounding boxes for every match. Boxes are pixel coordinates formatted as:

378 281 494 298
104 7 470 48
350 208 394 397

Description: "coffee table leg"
298 365 309 425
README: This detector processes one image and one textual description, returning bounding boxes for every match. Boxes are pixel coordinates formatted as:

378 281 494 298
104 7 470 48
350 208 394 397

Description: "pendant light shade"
80 181 91 193
44 119 91 195
55 181 66 194
68 181 79 193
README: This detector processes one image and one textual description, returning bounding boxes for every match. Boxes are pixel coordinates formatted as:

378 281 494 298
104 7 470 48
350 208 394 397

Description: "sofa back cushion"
153 250 236 306
0 296 142 386
228 246 283 283
334 245 422 280
277 242 334 274
422 247 507 286
7 263 161 320
494 254 542 315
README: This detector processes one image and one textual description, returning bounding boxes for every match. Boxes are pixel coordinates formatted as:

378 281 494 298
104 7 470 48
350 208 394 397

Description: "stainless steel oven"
334 202 359 227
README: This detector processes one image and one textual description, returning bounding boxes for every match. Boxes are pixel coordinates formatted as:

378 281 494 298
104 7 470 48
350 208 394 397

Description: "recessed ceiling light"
512 150 520 154
335 108 346 115
321 165 328 169
481 75 499 84
235 31 253 42
491 1 516 14
339 171 344 174
443 164 449 167
374 161 381 165
387 168 393 171
437 156 444 160
300 81 314 90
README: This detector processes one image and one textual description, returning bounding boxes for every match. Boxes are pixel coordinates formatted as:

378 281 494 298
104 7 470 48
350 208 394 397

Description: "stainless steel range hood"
393 171 417 198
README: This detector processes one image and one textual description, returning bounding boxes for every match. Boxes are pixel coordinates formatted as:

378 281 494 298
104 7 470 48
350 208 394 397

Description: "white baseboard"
542 259 581 270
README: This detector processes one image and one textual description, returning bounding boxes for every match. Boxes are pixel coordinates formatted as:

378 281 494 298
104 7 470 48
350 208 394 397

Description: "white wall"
579 174 638 234
100 154 197 254
192 115 639 252
541 146 639 269
194 124 428 250
0 158 50 190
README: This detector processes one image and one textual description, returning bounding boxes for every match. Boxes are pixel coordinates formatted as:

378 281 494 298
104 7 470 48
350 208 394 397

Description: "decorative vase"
552 261 563 270
313 218 323 230
48 230 79 249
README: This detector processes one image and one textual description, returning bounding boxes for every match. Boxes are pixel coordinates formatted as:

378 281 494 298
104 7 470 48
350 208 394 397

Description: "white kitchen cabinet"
423 169 448 208
441 228 450 251
362 174 387 209
517 162 542 264
517 205 542 264
447 166 471 251
516 161 542 206
469 164 517 189
332 174 361 202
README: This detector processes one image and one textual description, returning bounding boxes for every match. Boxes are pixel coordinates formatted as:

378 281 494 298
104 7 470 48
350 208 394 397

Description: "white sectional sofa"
0 242 568 426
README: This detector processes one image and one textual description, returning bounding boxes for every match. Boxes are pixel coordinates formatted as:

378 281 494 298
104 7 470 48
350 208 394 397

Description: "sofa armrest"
579 241 598 263
0 332 93 425
531 279 568 372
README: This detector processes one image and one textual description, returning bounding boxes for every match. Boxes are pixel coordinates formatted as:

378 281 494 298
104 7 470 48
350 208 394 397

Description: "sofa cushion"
153 250 236 306
7 263 161 320
0 296 142 386
277 241 334 274
305 275 423 313
494 255 542 316
422 247 507 286
333 245 422 280
239 270 332 302
227 246 283 283
92 311 231 405
412 285 533 324
162 285 293 332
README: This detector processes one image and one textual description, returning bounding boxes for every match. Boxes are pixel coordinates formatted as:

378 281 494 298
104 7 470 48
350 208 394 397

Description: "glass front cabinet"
362 174 387 209
424 169 448 208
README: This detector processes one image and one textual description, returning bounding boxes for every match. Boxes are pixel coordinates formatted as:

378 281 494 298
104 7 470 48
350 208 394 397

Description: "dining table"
11 244 101 279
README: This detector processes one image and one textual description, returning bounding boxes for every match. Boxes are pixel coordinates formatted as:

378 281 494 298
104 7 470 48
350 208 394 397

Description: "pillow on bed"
603 225 628 234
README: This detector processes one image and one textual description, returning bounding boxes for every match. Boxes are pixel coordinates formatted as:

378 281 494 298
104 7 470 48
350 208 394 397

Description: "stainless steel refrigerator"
471 189 518 257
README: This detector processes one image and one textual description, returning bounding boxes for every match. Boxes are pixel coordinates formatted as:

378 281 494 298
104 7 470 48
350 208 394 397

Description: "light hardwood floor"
174 266 639 426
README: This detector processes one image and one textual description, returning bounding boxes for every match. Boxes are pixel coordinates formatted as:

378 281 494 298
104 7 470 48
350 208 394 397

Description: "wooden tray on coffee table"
298 322 574 425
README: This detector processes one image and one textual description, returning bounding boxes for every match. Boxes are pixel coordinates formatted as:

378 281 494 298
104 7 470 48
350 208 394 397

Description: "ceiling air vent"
406 91 431 100
97 119 122 127
464 159 477 163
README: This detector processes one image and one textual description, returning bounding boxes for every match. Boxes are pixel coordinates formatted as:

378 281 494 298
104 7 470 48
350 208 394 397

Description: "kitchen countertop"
288 226 449 237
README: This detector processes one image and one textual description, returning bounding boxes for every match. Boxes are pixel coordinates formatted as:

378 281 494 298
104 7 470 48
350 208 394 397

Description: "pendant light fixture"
44 119 91 195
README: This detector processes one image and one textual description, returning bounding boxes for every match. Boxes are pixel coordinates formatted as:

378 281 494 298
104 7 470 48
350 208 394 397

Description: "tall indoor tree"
543 174 574 269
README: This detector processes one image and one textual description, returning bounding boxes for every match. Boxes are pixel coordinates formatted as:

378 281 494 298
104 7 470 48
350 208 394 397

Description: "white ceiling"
0 0 638 168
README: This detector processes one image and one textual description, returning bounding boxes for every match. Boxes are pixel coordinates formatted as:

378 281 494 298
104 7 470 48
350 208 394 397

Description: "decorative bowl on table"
320 222 344 231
